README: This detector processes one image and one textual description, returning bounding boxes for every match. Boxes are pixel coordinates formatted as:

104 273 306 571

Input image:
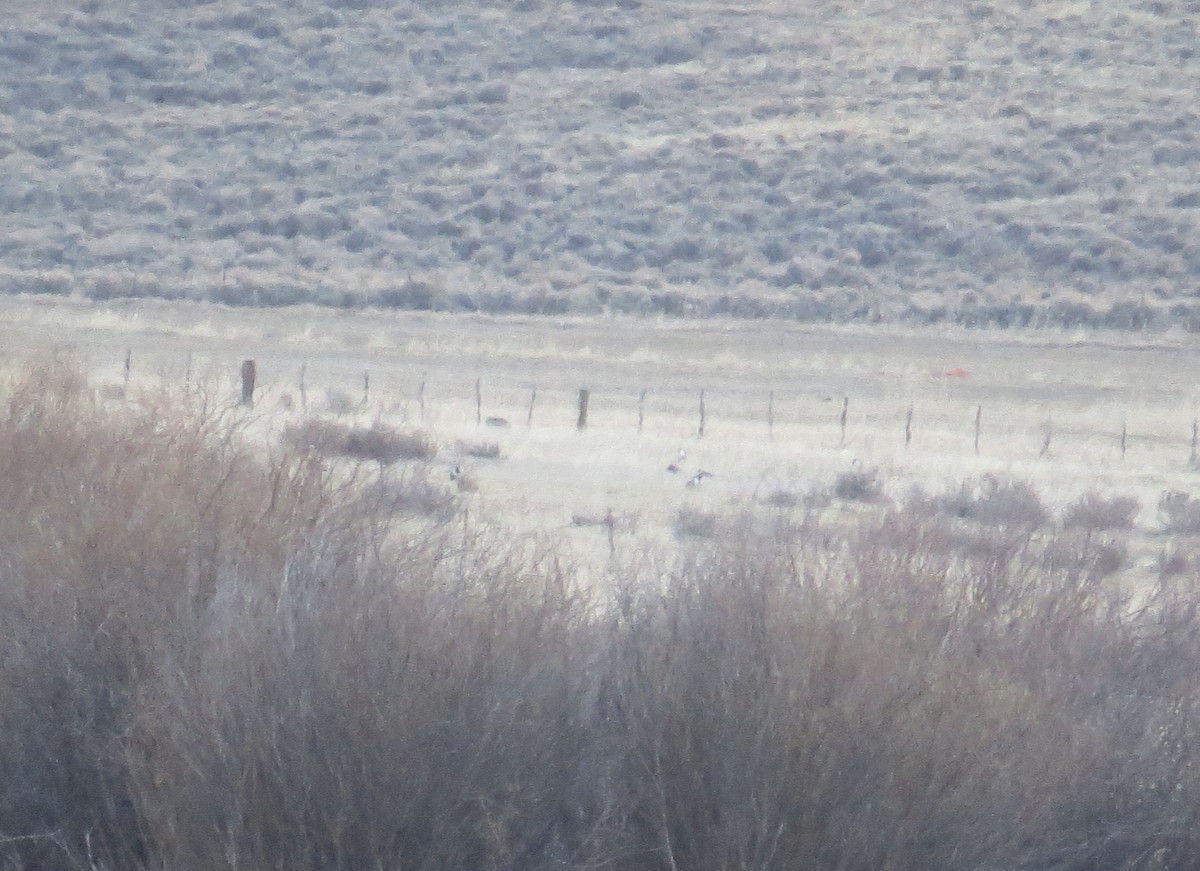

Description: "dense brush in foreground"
2 363 1200 870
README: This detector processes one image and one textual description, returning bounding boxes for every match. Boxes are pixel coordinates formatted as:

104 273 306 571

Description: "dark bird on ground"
686 470 714 488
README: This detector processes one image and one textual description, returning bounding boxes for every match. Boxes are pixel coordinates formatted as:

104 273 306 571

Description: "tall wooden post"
1040 416 1053 457
905 405 913 448
637 389 646 434
475 378 482 426
577 388 590 431
974 405 982 455
240 359 256 407
527 386 537 427
698 389 707 438
840 396 849 446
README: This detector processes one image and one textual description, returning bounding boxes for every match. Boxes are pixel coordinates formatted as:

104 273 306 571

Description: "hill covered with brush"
1 0 1198 328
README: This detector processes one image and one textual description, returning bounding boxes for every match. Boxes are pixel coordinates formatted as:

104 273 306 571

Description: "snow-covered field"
9 295 1200 579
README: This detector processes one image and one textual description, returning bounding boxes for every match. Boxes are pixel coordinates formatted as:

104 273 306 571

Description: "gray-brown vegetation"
6 363 1200 869
284 419 438 464
1 1 1199 329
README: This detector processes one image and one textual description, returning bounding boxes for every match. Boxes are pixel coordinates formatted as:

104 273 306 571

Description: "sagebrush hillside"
2 0 1198 327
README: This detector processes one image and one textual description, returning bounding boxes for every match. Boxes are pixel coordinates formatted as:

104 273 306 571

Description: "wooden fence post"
839 396 848 446
768 390 775 440
475 378 483 426
1040 416 1053 457
698 389 707 438
362 368 370 408
905 405 913 448
1120 416 1126 460
577 388 590 431
527 386 537 427
417 373 426 421
974 405 982 455
1191 418 1198 466
240 359 256 407
123 349 131 395
637 389 646 434
185 351 193 388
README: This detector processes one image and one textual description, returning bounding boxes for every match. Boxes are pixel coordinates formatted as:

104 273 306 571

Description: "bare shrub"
803 485 834 509
606 510 1200 871
457 439 502 459
359 466 459 521
935 474 1049 527
1090 537 1129 579
284 419 437 464
343 423 436 463
0 363 602 871
572 511 608 527
1062 491 1140 531
832 466 884 502
324 388 357 415
573 510 638 534
0 362 338 870
761 487 799 509
1043 533 1129 581
129 527 600 871
1157 546 1195 578
7 361 1200 871
672 505 718 539
1159 490 1200 534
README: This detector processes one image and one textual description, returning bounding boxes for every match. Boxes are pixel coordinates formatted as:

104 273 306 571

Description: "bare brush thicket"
3 364 1200 870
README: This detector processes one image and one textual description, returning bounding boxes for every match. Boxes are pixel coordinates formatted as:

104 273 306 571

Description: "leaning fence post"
577 388 590 431
527 386 537 427
839 396 849 446
417 373 426 422
240 359 256 407
1120 415 1127 460
905 405 913 448
698 389 707 438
